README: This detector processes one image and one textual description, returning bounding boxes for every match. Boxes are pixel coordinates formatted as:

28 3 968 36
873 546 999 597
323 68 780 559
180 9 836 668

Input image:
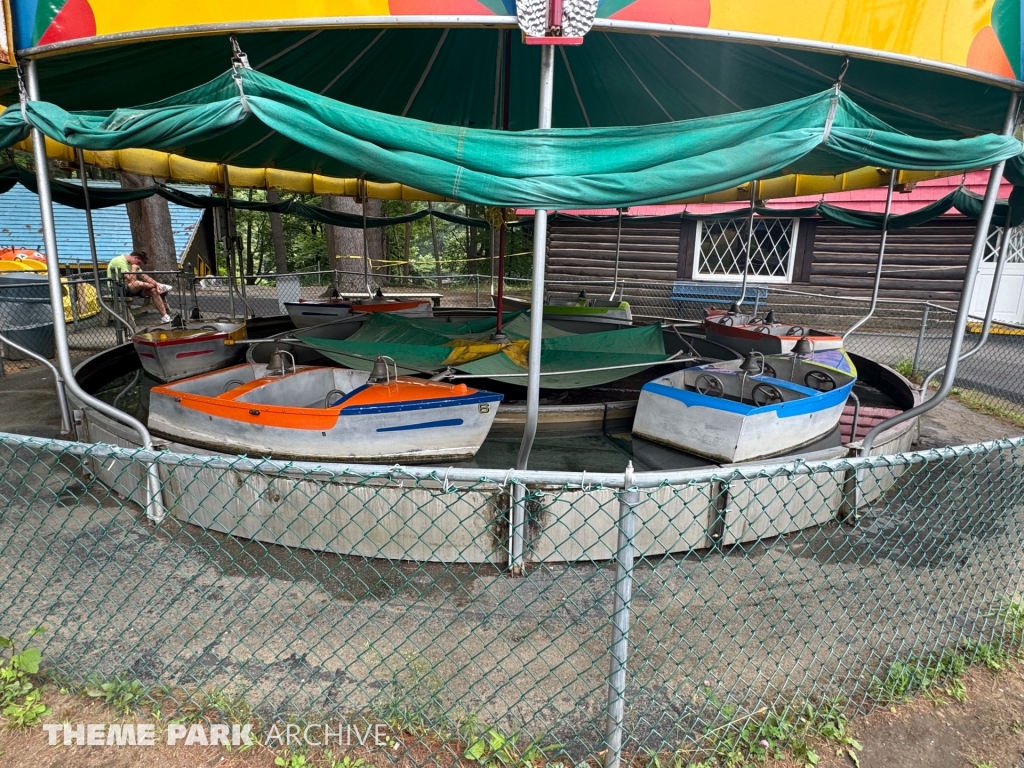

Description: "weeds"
676 692 861 768
463 725 559 768
85 675 149 716
0 627 51 728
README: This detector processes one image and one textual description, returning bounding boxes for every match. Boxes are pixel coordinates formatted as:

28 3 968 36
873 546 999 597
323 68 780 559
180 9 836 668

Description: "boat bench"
670 281 769 311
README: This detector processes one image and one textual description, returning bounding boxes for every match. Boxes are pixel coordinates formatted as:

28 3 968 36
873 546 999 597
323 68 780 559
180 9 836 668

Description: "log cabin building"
541 172 1024 325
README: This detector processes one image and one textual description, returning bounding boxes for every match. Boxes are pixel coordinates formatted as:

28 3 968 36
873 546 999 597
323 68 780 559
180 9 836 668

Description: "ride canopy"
0 66 1020 210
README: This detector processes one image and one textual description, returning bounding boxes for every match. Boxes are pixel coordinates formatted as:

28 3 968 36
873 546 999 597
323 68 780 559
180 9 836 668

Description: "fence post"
604 461 639 768
475 273 481 307
68 279 80 329
912 304 930 375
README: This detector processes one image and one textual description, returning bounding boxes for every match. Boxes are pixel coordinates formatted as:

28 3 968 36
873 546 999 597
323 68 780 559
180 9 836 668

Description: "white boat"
501 295 632 330
703 308 843 356
133 321 246 382
632 349 857 463
148 354 503 463
285 297 434 328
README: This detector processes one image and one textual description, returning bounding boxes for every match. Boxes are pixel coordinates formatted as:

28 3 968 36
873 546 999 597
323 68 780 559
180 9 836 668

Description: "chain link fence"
1 432 1024 763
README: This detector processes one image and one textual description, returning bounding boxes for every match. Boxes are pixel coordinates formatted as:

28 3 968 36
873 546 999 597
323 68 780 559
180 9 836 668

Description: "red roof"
523 171 1010 219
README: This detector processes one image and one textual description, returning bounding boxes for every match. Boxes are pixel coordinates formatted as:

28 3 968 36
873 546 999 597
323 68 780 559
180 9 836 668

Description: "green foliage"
0 628 51 728
893 359 916 380
275 752 311 768
686 692 860 768
85 675 149 716
325 753 369 768
463 726 558 768
869 648 968 703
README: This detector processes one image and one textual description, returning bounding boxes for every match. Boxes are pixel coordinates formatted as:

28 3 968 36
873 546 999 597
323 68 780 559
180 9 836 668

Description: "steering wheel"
200 325 219 331
761 362 777 379
694 373 725 397
751 383 785 406
755 325 772 334
786 325 806 336
718 316 735 326
804 370 837 391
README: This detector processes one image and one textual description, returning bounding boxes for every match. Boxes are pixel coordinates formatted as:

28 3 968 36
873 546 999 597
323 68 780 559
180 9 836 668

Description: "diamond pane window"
985 225 1024 263
693 218 798 283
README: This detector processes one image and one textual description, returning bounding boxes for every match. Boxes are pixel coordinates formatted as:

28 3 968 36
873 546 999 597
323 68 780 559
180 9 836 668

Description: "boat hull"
633 381 853 463
133 322 246 382
286 299 433 328
633 351 856 463
703 311 843 356
148 364 502 463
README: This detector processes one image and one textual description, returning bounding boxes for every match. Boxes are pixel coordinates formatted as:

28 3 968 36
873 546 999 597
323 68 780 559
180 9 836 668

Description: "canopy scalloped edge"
15 133 959 204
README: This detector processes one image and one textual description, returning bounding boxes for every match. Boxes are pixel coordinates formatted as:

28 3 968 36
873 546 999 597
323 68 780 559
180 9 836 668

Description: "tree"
322 194 382 293
119 172 178 274
266 188 288 275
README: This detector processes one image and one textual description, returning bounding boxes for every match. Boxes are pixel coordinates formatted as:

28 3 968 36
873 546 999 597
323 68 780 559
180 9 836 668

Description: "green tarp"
0 67 1019 209
300 312 670 389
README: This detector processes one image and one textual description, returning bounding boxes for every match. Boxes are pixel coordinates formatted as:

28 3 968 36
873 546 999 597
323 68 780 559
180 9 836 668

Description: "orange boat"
147 353 502 463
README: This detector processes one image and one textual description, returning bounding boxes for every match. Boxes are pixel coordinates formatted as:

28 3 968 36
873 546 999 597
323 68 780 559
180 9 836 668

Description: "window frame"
691 217 800 284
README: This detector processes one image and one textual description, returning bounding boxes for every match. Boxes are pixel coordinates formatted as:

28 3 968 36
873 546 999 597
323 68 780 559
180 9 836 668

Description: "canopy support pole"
861 93 1020 455
363 194 372 296
76 149 133 340
919 210 1014 393
493 29 513 339
24 59 165 522
495 214 507 337
510 43 555 573
843 169 897 342
609 209 623 301
737 180 758 306
222 171 236 320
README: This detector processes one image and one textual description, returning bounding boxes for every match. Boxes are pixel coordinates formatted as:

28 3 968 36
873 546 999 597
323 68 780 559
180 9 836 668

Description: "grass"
893 358 1024 429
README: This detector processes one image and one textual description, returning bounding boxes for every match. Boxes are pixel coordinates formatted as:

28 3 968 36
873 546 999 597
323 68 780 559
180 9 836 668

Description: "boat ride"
502 294 632 332
632 346 857 463
147 352 503 463
132 320 247 382
285 297 434 328
703 307 844 356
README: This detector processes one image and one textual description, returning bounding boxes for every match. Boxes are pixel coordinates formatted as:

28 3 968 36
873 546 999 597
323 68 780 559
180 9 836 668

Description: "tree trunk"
266 189 289 275
120 172 177 274
323 194 382 293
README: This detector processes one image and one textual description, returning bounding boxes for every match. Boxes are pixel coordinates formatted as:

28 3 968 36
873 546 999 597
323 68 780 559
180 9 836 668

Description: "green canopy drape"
0 67 1019 210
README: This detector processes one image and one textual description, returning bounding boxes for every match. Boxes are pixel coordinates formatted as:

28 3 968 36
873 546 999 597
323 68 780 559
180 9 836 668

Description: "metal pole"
515 43 555 472
75 149 133 336
603 461 639 768
496 216 507 336
222 177 236 320
843 169 897 342
737 180 758 306
25 59 164 522
609 209 623 301
919 211 1015 393
911 304 930 375
861 94 1019 454
363 194 372 296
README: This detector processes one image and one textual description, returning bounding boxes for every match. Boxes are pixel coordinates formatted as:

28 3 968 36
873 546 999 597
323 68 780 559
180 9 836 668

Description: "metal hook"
835 57 850 90
230 36 252 69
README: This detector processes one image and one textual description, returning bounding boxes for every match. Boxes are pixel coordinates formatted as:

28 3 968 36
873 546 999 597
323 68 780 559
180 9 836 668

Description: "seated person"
107 250 173 324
